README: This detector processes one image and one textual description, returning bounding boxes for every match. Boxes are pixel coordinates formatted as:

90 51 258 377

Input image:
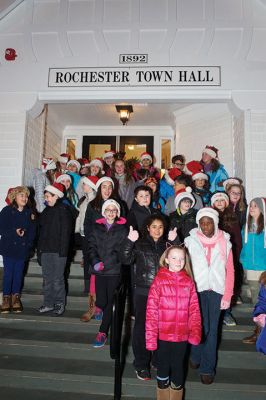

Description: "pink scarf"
196 229 227 264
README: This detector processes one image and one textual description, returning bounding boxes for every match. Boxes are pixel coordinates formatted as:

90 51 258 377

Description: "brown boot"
242 326 261 344
170 387 183 400
1 295 11 313
12 294 23 313
80 294 96 322
157 387 170 400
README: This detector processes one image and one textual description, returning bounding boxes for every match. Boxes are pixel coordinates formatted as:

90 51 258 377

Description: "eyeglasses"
105 209 118 213
174 162 184 166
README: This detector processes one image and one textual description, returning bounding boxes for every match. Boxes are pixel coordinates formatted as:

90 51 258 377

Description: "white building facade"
0 0 266 210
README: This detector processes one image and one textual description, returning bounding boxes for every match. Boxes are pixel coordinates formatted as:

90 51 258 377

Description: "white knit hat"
102 199 121 218
67 160 81 171
95 177 114 191
211 192 229 207
44 182 64 198
56 173 72 184
174 187 195 209
196 207 219 228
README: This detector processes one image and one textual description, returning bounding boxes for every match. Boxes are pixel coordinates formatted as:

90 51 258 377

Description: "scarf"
196 228 227 264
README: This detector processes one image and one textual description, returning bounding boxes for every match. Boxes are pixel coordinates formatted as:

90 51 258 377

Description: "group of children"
0 145 266 400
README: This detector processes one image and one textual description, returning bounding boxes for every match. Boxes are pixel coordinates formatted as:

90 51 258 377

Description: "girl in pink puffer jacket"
146 245 201 400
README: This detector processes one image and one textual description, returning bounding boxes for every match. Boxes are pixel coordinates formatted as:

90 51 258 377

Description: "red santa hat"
140 152 153 164
103 150 115 159
202 145 219 159
174 187 195 209
81 175 99 191
95 176 114 191
56 173 72 184
41 158 56 172
58 153 70 164
186 160 208 181
78 158 90 168
164 168 182 186
67 159 81 171
44 182 65 198
89 158 104 170
5 187 15 205
211 192 229 207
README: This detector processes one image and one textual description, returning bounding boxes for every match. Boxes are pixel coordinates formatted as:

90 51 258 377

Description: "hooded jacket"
146 268 201 350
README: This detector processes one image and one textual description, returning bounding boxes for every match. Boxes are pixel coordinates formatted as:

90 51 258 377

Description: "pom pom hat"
89 158 104 169
164 168 182 186
81 175 99 191
140 152 152 163
186 160 208 181
102 199 121 218
41 158 56 173
44 182 65 198
174 187 195 209
211 192 230 207
95 177 114 191
202 145 219 159
67 159 81 171
196 207 219 231
58 153 70 164
103 150 115 159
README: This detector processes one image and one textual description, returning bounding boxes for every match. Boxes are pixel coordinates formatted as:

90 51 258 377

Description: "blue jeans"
3 256 25 295
190 290 222 376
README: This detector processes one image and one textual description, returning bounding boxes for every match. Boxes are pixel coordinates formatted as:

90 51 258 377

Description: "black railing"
110 281 127 400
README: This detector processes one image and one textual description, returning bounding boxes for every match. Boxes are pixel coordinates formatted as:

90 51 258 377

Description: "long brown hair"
227 183 247 212
159 245 193 278
247 213 264 234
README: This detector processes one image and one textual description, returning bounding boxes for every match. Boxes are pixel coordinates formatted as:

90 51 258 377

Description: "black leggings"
157 340 188 388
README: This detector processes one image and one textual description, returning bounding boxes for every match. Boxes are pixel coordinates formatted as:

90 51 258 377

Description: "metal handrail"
110 281 127 400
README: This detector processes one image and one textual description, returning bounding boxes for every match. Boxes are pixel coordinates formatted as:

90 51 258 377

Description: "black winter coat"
37 200 74 258
121 235 180 295
88 217 128 276
169 208 197 243
127 201 161 233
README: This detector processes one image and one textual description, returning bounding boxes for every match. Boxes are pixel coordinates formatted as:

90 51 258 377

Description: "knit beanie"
196 207 219 230
102 199 121 218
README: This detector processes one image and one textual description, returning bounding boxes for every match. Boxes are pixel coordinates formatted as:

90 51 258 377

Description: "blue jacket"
207 165 228 193
159 177 174 203
253 284 266 317
240 230 266 271
67 171 81 191
0 205 36 260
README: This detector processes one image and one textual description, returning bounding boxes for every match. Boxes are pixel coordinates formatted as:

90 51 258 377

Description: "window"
161 139 171 170
66 139 76 159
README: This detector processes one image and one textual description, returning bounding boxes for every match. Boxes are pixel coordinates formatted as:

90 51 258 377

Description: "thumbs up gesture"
168 227 177 242
128 226 139 242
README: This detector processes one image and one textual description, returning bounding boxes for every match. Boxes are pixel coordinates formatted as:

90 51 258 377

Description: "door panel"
120 136 154 159
82 136 116 160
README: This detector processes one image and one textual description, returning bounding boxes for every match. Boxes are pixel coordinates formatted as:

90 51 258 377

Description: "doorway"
82 135 154 160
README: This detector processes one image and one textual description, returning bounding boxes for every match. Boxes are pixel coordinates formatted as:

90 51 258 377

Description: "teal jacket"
240 230 266 271
207 165 228 193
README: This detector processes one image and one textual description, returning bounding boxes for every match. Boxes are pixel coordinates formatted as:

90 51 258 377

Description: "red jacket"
146 268 201 351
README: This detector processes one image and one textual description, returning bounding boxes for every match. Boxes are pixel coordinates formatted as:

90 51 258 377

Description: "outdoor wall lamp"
115 105 133 125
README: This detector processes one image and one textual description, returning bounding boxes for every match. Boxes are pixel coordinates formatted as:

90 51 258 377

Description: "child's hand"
168 227 177 241
128 226 139 242
94 262 104 272
220 299 230 310
16 228 25 237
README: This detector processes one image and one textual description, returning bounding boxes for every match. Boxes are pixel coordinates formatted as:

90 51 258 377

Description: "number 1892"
119 54 148 64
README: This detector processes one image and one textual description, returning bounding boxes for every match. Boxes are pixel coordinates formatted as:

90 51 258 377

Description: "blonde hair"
159 245 193 278
8 186 30 204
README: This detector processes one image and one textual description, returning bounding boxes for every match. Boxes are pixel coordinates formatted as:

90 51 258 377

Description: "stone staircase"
0 254 266 400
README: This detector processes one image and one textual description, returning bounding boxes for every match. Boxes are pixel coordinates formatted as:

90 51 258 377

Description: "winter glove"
128 226 139 242
168 227 178 242
94 262 104 272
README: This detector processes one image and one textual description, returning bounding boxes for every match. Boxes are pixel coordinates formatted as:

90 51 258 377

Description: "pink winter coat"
146 268 201 351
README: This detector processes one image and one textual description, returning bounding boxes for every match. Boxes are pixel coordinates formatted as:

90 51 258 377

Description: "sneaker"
93 332 107 348
135 369 151 381
38 305 54 313
53 303 65 316
223 313 237 326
